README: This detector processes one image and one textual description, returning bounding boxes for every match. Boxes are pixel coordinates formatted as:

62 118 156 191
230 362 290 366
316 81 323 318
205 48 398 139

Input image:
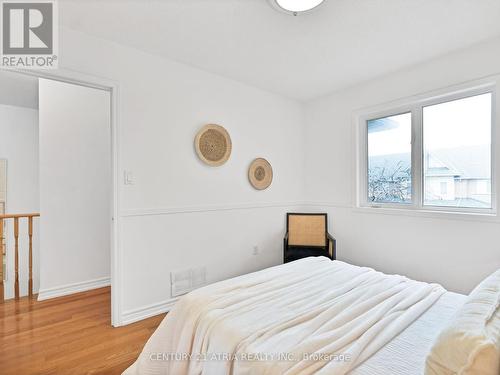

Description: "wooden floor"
0 287 165 375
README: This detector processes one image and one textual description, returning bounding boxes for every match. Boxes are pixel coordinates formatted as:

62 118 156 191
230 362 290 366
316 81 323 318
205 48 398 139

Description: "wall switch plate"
124 171 134 185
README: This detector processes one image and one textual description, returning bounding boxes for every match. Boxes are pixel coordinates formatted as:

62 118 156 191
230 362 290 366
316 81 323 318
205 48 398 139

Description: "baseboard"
37 276 111 301
121 297 179 325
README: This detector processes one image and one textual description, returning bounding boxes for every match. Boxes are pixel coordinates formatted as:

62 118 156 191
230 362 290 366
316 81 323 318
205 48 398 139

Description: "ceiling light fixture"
269 0 326 16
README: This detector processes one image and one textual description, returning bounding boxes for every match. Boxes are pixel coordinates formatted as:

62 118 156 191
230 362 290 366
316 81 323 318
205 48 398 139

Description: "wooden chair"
283 213 336 263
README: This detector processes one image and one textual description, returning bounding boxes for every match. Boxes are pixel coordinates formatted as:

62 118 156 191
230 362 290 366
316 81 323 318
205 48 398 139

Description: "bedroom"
0 1 498 374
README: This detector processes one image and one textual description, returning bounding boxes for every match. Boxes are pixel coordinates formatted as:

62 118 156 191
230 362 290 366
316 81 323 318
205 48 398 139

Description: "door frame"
12 68 122 326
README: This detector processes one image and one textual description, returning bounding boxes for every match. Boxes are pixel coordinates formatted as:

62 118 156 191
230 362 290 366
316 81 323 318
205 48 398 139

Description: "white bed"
352 292 465 375
124 257 465 375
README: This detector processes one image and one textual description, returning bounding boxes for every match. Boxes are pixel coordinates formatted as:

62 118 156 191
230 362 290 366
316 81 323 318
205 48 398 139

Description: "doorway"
0 69 116 324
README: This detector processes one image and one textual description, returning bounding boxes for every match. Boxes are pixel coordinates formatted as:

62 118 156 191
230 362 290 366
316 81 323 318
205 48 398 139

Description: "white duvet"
124 257 445 375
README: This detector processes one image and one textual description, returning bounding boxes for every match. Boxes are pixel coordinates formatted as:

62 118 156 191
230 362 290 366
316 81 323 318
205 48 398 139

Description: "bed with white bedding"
352 292 465 375
124 257 465 375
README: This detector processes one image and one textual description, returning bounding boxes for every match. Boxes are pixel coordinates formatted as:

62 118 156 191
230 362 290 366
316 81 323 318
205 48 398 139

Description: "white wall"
39 26 500 323
49 27 500 324
38 79 111 297
0 104 39 299
304 37 500 294
58 28 304 323
0 71 38 109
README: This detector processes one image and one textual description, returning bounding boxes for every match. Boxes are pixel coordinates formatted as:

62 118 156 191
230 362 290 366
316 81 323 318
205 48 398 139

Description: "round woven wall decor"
248 158 273 190
195 124 232 166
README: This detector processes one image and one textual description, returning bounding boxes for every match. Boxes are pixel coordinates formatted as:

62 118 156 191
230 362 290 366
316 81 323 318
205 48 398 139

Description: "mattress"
352 291 466 375
125 257 456 375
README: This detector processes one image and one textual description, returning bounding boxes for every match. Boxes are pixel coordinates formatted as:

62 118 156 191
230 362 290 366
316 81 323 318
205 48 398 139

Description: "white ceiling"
60 0 500 101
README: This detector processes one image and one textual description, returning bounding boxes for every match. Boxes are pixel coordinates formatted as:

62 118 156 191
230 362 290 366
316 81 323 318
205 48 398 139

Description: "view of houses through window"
366 91 492 210
423 93 492 208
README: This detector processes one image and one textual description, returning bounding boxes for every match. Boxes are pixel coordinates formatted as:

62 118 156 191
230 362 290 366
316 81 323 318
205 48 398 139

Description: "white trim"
351 206 500 224
412 105 423 209
302 201 500 224
352 77 498 119
354 77 498 216
357 108 414 209
37 277 110 301
120 201 305 217
121 298 178 325
12 67 122 327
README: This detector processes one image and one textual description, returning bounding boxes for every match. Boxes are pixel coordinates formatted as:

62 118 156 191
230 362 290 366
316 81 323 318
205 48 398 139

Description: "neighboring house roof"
369 145 490 180
428 146 490 179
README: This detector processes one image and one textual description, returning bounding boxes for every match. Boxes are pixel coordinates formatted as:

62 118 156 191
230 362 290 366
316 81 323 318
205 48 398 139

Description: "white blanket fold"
125 257 445 375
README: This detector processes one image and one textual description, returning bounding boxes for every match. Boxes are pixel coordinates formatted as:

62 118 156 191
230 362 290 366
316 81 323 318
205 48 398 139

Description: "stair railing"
0 213 40 301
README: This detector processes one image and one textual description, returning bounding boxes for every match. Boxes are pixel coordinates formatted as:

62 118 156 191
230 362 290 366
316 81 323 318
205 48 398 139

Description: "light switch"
124 171 134 185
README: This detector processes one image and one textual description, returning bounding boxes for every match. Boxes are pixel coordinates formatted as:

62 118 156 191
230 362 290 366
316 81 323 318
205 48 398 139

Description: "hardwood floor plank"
0 287 165 375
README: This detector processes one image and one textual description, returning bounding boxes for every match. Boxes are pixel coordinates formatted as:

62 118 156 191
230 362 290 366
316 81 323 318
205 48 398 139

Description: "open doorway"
0 70 113 322
0 71 39 300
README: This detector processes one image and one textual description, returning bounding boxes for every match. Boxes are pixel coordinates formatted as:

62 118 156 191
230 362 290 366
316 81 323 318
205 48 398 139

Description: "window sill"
353 205 499 223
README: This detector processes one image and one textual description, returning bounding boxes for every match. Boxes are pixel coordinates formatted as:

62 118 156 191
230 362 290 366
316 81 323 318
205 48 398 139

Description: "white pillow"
425 269 500 375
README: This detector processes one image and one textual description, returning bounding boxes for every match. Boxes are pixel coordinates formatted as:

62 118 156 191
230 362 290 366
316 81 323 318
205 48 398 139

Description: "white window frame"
356 79 497 216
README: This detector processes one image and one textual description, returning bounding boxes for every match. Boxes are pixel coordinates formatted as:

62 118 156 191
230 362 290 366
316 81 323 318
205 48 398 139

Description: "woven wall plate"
195 124 232 166
248 158 273 190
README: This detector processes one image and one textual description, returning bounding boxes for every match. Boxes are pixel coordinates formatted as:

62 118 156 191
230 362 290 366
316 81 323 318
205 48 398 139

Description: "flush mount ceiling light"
269 0 326 16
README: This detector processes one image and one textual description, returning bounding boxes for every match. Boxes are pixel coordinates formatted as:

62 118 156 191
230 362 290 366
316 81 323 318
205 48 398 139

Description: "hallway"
0 287 164 375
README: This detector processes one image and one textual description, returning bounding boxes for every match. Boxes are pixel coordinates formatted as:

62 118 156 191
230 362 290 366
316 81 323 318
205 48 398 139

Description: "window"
367 113 412 204
423 94 492 209
359 85 495 214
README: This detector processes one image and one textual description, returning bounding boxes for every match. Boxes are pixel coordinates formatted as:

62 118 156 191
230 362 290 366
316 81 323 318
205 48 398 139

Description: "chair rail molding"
120 201 306 217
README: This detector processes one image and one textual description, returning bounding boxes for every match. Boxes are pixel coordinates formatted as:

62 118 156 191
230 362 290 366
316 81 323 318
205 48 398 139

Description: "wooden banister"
14 217 19 299
0 213 40 219
0 217 3 301
0 213 40 301
28 217 33 298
